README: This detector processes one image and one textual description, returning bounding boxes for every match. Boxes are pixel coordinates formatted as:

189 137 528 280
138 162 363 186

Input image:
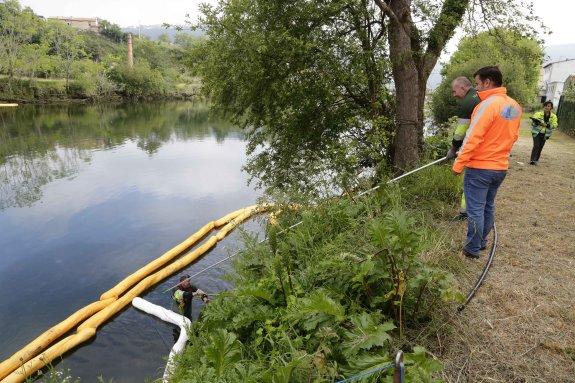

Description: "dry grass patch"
435 122 575 382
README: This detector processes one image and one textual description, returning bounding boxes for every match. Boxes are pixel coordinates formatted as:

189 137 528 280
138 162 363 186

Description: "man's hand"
446 147 457 160
452 169 461 175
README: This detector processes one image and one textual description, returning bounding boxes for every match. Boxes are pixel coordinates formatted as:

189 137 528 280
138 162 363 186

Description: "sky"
15 0 575 46
18 0 217 27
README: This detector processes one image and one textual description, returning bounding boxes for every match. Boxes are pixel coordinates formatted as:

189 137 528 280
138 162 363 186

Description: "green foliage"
109 62 167 99
171 188 461 382
557 97 575 137
341 312 395 357
0 0 42 78
193 0 395 195
0 0 196 101
431 29 543 123
99 19 126 43
400 164 461 218
203 329 243 376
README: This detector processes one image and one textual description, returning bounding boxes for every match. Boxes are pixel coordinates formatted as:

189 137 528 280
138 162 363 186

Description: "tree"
99 19 126 43
44 20 85 86
0 0 40 79
158 32 170 43
194 1 395 194
431 29 543 123
193 0 543 193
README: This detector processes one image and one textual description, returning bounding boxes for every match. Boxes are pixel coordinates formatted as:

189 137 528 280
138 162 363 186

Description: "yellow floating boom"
0 205 268 383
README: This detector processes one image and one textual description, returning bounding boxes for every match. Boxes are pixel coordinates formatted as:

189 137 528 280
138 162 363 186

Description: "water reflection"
0 102 239 211
0 102 259 382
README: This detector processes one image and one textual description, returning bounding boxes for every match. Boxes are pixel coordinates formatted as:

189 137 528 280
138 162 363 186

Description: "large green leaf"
342 312 395 357
287 289 345 330
204 329 243 376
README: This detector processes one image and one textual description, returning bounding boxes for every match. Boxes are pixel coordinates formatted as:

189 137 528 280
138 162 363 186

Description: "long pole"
164 156 448 292
357 156 447 197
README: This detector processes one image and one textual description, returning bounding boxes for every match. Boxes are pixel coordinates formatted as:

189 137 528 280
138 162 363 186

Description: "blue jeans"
463 168 507 255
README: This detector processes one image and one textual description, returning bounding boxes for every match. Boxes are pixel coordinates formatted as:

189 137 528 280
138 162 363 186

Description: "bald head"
452 76 472 99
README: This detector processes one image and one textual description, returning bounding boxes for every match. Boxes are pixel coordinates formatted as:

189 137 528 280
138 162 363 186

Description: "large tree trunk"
377 0 470 173
387 0 421 173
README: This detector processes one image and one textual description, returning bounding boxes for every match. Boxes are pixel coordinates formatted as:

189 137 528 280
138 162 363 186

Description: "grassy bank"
0 75 201 103
170 163 465 382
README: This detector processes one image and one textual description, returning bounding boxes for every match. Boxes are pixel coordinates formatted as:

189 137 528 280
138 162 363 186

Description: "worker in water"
529 101 558 165
453 66 522 259
172 274 210 320
446 76 481 220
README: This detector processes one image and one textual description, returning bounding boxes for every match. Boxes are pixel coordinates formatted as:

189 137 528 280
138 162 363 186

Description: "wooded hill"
0 0 201 102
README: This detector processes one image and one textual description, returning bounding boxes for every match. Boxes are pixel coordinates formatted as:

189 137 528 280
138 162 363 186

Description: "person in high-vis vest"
529 101 558 165
446 76 481 219
172 275 210 320
453 66 522 259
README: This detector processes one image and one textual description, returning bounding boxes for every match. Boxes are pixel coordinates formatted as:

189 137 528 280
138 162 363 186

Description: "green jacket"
531 110 558 139
452 88 481 150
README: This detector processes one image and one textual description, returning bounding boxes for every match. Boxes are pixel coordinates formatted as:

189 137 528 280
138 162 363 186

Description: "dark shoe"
480 245 487 251
462 249 479 259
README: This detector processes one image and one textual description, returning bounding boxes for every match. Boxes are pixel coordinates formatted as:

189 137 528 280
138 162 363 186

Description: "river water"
0 102 261 382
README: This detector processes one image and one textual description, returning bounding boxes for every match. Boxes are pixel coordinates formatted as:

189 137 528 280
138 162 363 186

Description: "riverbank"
167 161 467 382
167 118 574 382
0 76 201 104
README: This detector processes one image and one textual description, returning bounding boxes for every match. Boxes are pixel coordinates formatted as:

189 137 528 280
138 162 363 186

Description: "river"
0 101 261 382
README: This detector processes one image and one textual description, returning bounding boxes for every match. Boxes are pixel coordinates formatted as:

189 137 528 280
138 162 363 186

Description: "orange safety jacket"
453 87 522 174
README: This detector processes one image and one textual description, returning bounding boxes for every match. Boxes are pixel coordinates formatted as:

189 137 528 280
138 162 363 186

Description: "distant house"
48 17 100 32
539 58 575 106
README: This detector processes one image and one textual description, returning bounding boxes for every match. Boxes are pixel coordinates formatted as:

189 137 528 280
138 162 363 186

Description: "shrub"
109 62 167 99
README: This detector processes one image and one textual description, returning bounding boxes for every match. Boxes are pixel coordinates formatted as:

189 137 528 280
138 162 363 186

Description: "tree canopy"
431 29 543 123
192 0 545 195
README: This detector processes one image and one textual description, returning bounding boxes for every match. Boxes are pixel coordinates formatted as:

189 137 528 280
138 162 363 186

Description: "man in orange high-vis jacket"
452 66 522 259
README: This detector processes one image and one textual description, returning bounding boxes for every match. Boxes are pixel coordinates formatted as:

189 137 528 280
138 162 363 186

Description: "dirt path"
440 122 575 382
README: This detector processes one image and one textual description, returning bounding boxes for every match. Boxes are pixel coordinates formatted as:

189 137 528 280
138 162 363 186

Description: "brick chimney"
127 33 134 68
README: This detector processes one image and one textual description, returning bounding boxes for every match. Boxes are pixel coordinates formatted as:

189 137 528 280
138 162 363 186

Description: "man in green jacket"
446 76 481 219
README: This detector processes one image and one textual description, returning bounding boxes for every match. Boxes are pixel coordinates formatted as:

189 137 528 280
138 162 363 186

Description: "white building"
539 59 575 106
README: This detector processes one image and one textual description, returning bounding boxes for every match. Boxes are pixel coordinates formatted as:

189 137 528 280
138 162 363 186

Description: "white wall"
541 59 575 105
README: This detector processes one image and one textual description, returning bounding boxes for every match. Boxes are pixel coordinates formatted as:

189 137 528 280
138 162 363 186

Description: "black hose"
457 223 498 312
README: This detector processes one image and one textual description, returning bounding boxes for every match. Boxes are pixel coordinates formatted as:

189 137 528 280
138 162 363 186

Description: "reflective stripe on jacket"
452 88 481 150
453 87 522 173
530 110 558 139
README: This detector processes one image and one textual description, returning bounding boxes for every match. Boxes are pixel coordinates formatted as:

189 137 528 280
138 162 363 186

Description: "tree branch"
373 0 400 25
423 0 470 76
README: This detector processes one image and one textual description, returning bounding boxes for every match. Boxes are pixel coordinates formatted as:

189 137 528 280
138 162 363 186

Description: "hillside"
122 25 203 42
0 1 200 102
